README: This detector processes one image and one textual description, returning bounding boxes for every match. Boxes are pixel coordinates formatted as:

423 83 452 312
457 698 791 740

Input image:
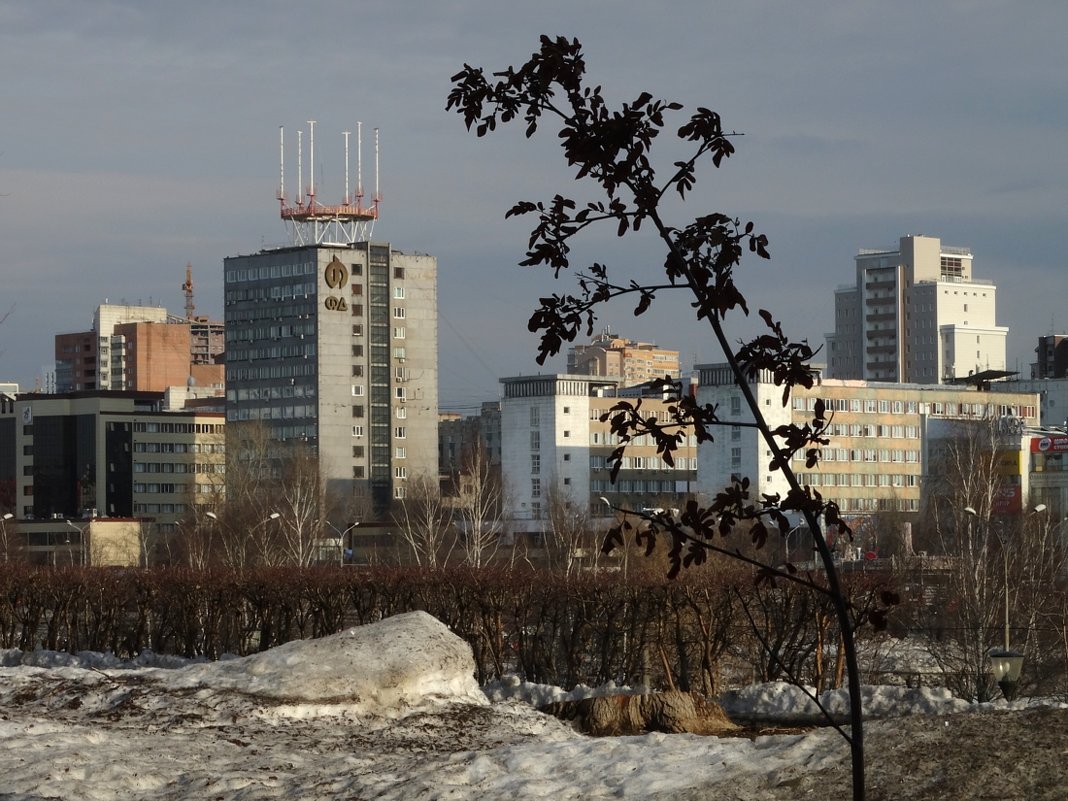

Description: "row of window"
794 448 920 464
225 281 318 302
133 483 187 494
792 396 1035 419
133 422 224 435
226 362 317 381
795 472 919 488
228 343 317 361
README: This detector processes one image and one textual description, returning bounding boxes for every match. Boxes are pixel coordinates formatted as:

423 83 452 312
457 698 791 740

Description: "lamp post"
0 513 12 563
64 519 87 567
964 504 1044 700
327 521 359 565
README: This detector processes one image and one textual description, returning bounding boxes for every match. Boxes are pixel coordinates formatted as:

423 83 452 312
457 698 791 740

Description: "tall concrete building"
224 124 437 517
825 235 1007 384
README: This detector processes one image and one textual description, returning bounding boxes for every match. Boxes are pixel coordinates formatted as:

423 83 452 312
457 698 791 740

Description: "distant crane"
181 263 195 320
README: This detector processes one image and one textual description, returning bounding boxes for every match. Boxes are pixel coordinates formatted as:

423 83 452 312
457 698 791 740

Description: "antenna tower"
278 121 380 246
181 263 195 319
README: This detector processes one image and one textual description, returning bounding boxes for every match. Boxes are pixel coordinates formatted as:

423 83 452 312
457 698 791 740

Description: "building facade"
1032 334 1068 379
696 363 1040 516
826 235 1007 384
500 374 697 532
567 328 680 387
54 303 224 395
0 391 225 562
223 243 437 517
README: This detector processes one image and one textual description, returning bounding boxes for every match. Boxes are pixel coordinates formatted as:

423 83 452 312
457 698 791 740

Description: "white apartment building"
826 235 1007 384
499 375 698 531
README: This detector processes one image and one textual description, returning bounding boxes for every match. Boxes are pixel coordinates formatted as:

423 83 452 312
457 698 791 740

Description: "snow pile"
719 680 975 723
166 610 488 715
482 674 638 706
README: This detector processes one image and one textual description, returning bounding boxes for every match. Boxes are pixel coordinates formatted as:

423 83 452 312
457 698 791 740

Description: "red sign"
1031 436 1068 453
992 486 1022 515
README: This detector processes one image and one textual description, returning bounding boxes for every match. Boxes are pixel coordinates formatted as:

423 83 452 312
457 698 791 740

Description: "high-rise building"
825 235 1007 384
224 124 437 517
567 328 680 387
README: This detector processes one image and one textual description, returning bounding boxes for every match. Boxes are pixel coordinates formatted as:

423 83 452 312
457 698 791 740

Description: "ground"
0 613 1065 800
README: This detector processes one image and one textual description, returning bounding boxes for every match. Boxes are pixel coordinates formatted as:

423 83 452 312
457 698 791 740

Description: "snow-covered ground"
0 611 1060 800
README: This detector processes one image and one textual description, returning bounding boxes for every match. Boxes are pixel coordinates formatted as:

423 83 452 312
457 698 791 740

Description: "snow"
0 611 1058 800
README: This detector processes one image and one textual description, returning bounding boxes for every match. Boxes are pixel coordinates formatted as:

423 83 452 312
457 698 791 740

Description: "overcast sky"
2 1 1066 410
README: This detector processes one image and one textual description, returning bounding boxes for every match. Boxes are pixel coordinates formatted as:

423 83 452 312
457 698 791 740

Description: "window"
394 266 405 280
530 406 540 427
395 447 406 459
395 407 407 419
530 431 540 450
395 387 406 401
731 447 741 469
352 425 364 437
352 324 363 336
563 430 571 438
393 347 406 360
351 385 364 396
393 327 405 339
393 307 406 319
394 426 406 439
352 405 365 418
395 466 408 479
394 286 405 299
730 397 741 415
531 478 541 498
531 454 540 474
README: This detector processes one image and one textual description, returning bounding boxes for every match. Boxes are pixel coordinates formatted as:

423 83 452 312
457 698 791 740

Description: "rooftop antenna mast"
278 121 379 246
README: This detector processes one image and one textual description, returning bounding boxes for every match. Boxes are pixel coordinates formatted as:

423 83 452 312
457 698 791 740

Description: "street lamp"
327 521 359 565
64 519 87 566
964 504 1042 700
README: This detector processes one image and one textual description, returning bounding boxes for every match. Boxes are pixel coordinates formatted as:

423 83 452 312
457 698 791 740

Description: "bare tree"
448 37 895 799
920 416 1064 700
393 473 455 568
544 481 598 577
274 441 327 566
454 440 505 568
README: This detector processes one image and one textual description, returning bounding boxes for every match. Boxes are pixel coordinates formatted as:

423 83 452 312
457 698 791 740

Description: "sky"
2 2 1067 411
0 609 1039 800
